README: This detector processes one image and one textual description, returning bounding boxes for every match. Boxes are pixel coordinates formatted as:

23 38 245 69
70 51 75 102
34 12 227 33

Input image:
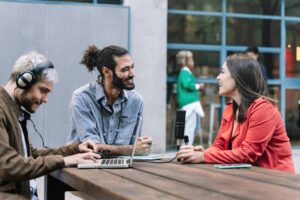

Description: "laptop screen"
129 116 142 166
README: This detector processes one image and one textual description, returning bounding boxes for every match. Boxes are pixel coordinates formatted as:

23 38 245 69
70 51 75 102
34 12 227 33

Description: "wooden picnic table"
45 161 300 200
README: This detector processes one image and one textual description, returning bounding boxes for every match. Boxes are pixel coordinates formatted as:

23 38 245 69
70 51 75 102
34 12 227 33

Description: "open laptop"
77 116 141 169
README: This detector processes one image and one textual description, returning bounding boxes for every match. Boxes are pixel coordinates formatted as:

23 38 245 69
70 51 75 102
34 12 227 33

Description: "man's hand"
64 152 101 167
199 83 205 90
135 135 152 156
78 139 97 153
176 145 204 164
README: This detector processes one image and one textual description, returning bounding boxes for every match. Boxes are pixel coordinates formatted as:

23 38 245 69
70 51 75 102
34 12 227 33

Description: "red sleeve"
204 100 276 164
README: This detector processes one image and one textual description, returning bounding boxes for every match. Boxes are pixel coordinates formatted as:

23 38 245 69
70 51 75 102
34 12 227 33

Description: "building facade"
0 0 167 152
1 0 299 151
167 0 300 148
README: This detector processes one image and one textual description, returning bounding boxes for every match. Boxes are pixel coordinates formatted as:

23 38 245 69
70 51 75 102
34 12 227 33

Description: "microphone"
184 135 189 145
21 109 31 121
175 110 186 151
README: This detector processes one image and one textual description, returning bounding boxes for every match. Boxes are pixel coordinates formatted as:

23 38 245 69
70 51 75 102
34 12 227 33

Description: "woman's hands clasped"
176 145 205 164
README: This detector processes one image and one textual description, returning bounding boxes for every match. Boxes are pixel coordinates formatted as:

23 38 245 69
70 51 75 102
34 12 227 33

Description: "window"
168 0 221 12
286 89 300 141
286 0 300 17
286 22 300 77
167 0 300 146
227 18 280 47
227 0 280 15
168 14 221 44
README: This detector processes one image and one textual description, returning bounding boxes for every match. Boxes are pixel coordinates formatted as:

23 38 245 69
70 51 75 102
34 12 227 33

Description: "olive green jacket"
0 86 80 199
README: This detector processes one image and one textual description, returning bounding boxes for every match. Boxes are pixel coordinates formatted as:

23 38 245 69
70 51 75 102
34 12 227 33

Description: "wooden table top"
50 162 300 200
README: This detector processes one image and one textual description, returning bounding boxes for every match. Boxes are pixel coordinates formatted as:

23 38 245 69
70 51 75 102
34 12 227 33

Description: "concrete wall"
0 1 129 147
125 0 167 152
0 0 168 152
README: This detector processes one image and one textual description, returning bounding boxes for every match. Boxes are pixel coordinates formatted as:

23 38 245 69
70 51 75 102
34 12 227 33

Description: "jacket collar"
182 66 192 74
0 85 21 118
94 82 128 105
223 98 266 122
223 101 234 122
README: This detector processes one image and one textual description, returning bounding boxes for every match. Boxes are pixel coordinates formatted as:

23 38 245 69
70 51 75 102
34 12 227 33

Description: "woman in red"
177 53 295 173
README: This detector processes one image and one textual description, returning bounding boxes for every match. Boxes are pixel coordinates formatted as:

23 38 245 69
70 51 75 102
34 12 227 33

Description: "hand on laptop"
64 152 101 167
135 135 152 156
78 139 98 153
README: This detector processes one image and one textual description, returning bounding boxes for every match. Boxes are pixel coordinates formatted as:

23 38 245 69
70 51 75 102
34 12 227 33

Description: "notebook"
77 116 142 169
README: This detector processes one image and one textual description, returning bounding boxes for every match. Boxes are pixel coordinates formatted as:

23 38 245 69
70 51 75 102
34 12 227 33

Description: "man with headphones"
67 45 152 156
0 51 100 199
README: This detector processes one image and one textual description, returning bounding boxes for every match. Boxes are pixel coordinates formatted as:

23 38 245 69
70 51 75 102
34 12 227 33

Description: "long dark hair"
226 53 269 122
80 44 128 76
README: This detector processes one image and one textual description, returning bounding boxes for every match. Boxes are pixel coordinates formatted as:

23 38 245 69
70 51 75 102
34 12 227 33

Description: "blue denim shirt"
67 82 143 145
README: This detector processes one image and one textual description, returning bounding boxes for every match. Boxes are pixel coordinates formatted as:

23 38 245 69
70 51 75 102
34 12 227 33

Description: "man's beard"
19 92 36 113
112 71 135 90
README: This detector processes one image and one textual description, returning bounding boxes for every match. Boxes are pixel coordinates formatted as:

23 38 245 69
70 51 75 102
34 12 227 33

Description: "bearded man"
67 45 152 156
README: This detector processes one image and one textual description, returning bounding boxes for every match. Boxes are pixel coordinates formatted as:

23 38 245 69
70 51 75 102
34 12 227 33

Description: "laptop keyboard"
101 158 126 165
77 158 129 169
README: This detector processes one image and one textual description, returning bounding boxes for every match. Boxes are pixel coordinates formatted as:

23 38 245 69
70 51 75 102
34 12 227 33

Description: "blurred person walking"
245 46 268 81
176 50 205 145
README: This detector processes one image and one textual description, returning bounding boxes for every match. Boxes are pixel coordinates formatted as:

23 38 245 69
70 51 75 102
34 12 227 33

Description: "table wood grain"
45 162 300 200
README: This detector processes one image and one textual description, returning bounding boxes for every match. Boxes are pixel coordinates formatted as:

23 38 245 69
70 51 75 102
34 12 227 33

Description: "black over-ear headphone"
16 61 54 89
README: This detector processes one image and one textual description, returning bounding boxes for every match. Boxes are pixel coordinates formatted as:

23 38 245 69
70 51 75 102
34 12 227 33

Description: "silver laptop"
77 116 141 169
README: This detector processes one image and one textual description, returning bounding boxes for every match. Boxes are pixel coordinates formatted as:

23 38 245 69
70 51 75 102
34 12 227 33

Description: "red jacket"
204 98 295 173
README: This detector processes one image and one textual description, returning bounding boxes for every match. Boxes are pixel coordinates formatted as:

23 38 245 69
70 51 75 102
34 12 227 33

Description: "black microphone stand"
174 110 186 161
